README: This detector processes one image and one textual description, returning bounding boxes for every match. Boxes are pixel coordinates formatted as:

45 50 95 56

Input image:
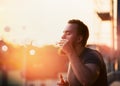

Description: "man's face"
61 23 79 46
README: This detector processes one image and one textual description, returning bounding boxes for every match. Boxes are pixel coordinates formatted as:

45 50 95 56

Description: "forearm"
68 54 96 86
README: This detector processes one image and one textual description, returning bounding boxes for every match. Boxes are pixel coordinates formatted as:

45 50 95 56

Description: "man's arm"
59 39 100 86
68 54 100 86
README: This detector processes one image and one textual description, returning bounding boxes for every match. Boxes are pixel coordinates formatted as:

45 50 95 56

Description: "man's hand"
57 74 69 86
58 39 75 56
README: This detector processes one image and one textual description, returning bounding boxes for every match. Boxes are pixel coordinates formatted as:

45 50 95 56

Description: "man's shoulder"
82 47 103 65
84 47 102 57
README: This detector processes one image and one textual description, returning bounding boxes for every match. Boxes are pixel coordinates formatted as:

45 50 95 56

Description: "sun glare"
29 49 36 55
2 45 8 52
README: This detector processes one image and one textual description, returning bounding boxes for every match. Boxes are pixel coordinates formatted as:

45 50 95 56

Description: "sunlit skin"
58 24 81 86
58 24 80 56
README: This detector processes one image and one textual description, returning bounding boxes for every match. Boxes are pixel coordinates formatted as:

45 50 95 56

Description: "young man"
57 19 108 86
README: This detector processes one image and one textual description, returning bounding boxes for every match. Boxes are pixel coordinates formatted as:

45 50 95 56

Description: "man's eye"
66 32 71 35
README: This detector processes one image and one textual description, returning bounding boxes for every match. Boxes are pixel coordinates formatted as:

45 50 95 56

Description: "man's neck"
75 45 85 57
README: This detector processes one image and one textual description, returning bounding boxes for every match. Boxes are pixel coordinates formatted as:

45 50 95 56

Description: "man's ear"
77 36 83 43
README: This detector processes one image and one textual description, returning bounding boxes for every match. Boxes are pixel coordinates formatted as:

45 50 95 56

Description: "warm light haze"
0 0 118 86
0 0 116 73
0 0 113 47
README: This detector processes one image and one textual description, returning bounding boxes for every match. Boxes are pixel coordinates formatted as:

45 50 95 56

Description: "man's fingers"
57 74 69 86
58 40 69 47
59 74 65 83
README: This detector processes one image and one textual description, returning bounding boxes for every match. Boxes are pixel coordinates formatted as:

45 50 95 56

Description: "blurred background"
0 0 120 86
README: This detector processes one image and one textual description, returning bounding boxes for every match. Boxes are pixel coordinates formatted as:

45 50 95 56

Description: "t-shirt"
67 47 108 86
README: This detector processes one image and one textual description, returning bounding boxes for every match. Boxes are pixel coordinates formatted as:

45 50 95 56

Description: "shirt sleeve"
83 51 101 66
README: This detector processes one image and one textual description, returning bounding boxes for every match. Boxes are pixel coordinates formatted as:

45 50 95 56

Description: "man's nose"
61 34 66 39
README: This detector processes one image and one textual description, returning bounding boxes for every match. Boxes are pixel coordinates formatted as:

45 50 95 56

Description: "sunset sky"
0 0 114 47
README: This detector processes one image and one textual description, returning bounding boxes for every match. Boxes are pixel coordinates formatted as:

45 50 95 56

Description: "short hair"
68 19 89 46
